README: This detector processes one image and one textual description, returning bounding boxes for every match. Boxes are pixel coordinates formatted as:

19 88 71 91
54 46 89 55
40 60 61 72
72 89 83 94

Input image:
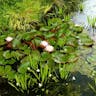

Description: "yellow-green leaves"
57 38 66 47
59 64 73 79
3 50 11 59
15 74 30 92
40 64 49 83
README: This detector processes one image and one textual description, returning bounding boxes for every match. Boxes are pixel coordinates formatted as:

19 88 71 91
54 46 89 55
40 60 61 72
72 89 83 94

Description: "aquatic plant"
0 0 93 95
79 3 84 12
88 70 96 94
0 17 84 94
87 16 96 28
59 64 73 80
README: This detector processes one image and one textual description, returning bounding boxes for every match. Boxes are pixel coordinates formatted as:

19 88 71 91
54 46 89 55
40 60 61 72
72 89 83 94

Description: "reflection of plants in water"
88 70 96 94
89 83 96 94
79 3 84 12
45 81 82 96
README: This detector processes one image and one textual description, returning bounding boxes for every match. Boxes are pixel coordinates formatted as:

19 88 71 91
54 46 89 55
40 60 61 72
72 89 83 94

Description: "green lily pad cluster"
79 32 94 47
0 17 85 93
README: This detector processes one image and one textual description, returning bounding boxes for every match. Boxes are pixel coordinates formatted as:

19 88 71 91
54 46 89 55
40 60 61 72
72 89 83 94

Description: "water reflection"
72 1 96 95
72 0 96 41
46 72 95 96
73 0 96 25
84 0 96 17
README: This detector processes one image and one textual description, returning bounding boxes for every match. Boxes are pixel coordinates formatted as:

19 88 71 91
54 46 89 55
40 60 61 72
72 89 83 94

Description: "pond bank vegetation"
0 0 95 95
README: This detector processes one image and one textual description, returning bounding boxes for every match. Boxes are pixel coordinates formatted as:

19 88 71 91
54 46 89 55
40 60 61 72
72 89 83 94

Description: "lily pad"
52 52 69 64
57 38 66 47
87 54 96 64
3 50 12 59
79 33 94 47
60 46 75 53
72 26 83 33
68 53 78 63
40 52 51 61
66 36 78 47
18 62 30 74
0 35 6 46
81 38 93 47
0 66 5 76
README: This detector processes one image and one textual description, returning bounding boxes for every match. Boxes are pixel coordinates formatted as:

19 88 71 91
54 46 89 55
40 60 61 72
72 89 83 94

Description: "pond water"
70 0 96 96
72 0 96 41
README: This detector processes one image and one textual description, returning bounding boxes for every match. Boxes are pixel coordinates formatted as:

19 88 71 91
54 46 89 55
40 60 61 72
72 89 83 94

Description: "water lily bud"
27 67 31 71
44 45 54 52
72 76 76 81
49 74 52 77
6 36 13 42
38 83 42 87
40 41 49 48
16 83 19 86
36 69 40 72
66 83 68 85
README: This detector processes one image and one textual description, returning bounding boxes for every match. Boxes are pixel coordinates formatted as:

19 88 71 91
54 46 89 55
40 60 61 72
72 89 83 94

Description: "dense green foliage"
0 0 94 95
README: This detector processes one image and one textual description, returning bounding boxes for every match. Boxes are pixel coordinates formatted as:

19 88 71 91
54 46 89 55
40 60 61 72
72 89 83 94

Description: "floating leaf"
41 52 51 61
18 62 30 73
52 52 69 63
60 46 75 53
57 38 66 47
12 39 21 48
0 66 5 76
68 53 78 63
3 50 11 59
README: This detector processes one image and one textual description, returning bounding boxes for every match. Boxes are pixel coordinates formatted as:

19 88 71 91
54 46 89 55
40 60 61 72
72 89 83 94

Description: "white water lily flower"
36 69 40 72
44 45 54 52
72 76 76 81
38 83 42 87
40 41 49 48
6 36 13 42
